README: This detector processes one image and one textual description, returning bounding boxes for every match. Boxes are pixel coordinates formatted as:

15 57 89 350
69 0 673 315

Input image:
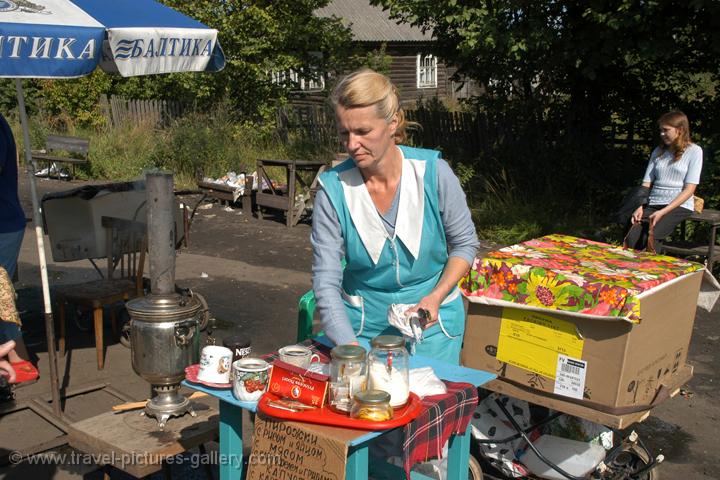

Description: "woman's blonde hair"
658 110 692 162
330 68 412 143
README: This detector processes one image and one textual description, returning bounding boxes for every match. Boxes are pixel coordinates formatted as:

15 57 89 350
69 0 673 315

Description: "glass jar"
367 335 410 407
350 390 393 422
328 344 367 413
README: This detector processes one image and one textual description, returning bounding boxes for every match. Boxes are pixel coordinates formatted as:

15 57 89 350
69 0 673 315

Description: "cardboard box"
461 270 702 410
483 364 693 429
247 416 360 480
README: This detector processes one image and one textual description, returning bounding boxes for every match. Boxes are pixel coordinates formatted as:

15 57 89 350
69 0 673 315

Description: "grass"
88 120 158 181
11 106 304 190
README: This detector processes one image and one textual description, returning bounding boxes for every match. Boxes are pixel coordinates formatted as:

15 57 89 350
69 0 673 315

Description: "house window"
270 70 297 85
301 73 325 92
416 54 437 89
270 68 325 92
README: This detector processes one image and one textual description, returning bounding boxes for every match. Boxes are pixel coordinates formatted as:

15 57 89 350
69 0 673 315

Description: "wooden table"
67 400 218 478
255 159 327 227
662 208 720 272
184 338 496 480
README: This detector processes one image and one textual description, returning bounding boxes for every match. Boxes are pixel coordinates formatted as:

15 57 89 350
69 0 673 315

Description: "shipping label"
553 354 587 399
496 308 584 379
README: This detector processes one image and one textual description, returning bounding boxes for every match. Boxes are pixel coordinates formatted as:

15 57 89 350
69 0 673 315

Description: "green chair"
297 289 317 342
297 260 345 342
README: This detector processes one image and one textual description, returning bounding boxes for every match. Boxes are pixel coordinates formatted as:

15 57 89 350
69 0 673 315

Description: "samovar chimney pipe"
146 172 176 296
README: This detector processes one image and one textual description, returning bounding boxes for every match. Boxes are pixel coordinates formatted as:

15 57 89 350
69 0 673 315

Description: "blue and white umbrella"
0 0 225 77
0 0 225 416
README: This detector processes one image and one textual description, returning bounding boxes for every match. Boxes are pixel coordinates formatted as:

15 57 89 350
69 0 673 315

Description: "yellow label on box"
496 308 584 379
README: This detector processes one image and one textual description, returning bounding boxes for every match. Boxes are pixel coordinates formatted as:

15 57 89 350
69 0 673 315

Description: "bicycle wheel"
625 443 659 480
468 455 485 480
605 442 660 480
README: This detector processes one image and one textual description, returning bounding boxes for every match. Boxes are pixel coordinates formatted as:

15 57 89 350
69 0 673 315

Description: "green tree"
372 0 720 214
1 0 355 127
142 0 355 122
373 0 720 124
39 71 113 129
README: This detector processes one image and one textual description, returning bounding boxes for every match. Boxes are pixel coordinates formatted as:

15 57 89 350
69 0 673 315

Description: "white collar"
339 149 425 265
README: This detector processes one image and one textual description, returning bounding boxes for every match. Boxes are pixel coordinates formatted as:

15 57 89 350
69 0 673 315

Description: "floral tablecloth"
460 234 706 323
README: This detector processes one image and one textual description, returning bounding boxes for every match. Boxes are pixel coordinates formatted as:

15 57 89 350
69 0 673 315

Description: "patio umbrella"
0 0 225 417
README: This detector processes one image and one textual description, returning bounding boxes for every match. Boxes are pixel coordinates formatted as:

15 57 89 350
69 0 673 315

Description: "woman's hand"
407 295 441 330
648 184 696 228
631 206 643 225
648 209 666 227
0 360 16 384
406 257 472 330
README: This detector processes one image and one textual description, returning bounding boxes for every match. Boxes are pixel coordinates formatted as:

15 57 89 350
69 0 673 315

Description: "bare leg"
12 336 29 361
7 348 22 363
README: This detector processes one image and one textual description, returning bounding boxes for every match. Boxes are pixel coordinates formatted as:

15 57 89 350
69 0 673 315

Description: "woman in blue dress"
311 69 479 365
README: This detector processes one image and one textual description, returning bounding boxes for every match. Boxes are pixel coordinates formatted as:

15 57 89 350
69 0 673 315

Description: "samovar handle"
174 324 195 346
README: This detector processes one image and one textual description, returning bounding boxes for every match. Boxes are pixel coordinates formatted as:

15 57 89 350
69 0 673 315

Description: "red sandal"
5 360 40 384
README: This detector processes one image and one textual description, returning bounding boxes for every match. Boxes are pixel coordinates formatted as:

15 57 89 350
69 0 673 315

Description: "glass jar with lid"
350 389 393 422
367 335 410 407
328 344 367 413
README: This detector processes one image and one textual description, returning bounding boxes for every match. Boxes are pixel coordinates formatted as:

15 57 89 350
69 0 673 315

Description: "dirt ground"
1 175 719 479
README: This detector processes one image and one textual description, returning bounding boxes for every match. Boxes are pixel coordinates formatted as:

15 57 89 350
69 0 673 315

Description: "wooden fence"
275 104 505 159
99 94 185 128
406 109 502 155
276 102 338 148
101 97 651 157
276 103 652 159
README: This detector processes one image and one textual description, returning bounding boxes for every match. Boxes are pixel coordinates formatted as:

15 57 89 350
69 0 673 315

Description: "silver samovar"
126 172 202 429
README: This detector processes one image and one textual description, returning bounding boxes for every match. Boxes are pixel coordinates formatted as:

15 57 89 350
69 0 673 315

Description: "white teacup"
278 345 320 369
197 345 233 384
232 358 271 402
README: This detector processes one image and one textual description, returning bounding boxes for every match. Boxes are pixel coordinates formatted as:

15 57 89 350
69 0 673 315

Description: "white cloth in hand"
387 303 424 352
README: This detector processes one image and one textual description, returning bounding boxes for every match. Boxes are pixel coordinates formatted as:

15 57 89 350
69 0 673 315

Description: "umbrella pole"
14 79 62 418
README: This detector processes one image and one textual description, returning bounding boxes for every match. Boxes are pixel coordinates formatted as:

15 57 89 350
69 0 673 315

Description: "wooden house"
307 0 473 104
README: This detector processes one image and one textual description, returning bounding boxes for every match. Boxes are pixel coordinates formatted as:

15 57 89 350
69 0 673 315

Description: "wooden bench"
662 208 720 272
31 135 90 180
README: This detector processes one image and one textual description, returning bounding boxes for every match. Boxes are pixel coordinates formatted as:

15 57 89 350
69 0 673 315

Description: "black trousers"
624 204 693 252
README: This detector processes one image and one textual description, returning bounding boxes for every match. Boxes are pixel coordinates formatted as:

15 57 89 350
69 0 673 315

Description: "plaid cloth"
401 381 478 479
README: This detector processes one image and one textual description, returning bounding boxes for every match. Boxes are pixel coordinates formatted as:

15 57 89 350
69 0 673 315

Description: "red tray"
257 392 423 430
